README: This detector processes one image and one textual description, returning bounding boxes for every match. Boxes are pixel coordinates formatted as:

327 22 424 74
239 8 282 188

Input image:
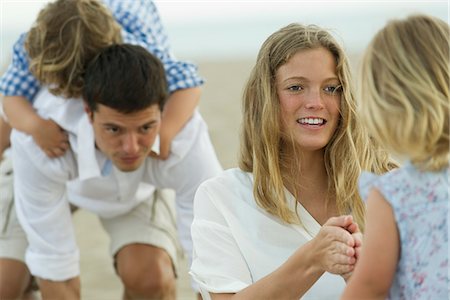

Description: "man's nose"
122 133 140 154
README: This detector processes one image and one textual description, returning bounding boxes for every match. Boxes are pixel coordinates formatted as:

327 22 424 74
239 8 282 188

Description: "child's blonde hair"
26 0 122 98
360 14 449 172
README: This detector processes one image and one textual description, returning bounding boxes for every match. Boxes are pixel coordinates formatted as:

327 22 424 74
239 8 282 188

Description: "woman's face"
276 47 341 153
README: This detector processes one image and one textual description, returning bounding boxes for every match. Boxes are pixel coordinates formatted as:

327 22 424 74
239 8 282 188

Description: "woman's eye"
288 85 303 92
324 85 342 94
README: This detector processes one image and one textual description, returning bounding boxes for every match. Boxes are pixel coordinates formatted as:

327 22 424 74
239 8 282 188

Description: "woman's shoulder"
195 168 255 210
199 168 253 191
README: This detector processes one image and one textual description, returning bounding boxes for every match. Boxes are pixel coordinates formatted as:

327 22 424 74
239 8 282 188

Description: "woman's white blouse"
190 168 345 299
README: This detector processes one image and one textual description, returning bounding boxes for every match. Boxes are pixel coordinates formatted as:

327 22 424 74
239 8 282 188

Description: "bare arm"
38 277 80 300
341 189 399 300
2 96 69 157
211 216 358 300
3 95 42 134
157 86 201 159
0 116 11 158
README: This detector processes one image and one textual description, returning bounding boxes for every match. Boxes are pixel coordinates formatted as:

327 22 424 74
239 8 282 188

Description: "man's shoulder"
11 130 75 182
33 88 85 132
168 111 207 159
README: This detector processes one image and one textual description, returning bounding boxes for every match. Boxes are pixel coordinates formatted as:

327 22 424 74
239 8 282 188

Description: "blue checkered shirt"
0 0 203 102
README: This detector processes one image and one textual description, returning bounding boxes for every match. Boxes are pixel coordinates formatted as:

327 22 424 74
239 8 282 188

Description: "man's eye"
324 85 342 94
106 127 119 133
288 85 303 92
141 125 152 133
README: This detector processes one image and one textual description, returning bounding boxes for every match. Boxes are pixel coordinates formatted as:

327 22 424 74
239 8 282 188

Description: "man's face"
86 103 161 172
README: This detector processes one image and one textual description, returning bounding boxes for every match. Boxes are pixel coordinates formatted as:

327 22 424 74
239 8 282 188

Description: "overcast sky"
1 0 448 62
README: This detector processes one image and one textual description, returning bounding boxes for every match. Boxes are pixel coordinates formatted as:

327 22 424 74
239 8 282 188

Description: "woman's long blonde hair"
26 0 122 98
239 23 394 230
360 14 449 172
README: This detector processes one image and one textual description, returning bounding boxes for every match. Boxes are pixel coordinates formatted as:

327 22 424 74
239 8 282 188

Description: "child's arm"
0 116 11 159
0 34 68 158
3 96 69 158
340 188 399 300
156 86 201 159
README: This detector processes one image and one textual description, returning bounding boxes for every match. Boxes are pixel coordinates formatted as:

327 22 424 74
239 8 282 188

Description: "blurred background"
1 1 448 299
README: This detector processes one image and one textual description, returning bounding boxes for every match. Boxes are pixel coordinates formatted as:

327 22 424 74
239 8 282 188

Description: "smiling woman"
189 23 396 300
277 47 341 153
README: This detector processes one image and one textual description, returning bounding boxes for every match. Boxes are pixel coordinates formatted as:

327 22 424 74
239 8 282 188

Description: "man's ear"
83 101 94 123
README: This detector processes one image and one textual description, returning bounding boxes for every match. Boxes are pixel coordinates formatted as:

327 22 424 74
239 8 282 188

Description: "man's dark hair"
83 44 167 113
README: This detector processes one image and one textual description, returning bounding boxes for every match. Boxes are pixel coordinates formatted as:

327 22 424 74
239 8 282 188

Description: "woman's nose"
304 89 324 109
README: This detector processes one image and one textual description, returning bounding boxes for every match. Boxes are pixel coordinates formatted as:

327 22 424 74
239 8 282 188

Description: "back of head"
83 44 168 113
360 14 449 171
26 0 122 98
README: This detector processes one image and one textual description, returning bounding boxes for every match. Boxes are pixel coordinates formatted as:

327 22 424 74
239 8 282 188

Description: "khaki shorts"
0 155 27 262
0 155 181 272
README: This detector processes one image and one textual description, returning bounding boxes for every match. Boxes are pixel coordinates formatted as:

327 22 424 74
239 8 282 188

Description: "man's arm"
147 112 222 262
11 130 80 294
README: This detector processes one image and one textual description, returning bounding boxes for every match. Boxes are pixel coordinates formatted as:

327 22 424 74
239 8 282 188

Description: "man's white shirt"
11 89 222 280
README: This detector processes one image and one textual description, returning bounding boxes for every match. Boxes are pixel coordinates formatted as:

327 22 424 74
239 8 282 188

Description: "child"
0 1 208 298
341 14 449 299
0 0 202 159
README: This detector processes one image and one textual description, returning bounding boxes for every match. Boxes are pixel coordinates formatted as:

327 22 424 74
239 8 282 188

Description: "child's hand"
149 125 174 160
341 220 363 282
346 222 363 258
352 231 363 260
31 118 69 158
157 131 172 160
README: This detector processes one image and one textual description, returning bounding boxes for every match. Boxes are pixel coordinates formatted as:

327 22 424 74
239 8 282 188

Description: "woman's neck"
283 148 337 225
282 147 327 190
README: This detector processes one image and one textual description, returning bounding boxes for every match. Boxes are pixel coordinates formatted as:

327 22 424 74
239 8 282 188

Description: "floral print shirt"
359 161 449 300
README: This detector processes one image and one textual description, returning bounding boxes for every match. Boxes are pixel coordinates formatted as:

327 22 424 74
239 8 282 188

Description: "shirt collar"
76 114 106 180
285 189 322 238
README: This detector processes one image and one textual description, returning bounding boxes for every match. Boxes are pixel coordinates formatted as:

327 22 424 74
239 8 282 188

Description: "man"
9 44 221 299
0 0 216 298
